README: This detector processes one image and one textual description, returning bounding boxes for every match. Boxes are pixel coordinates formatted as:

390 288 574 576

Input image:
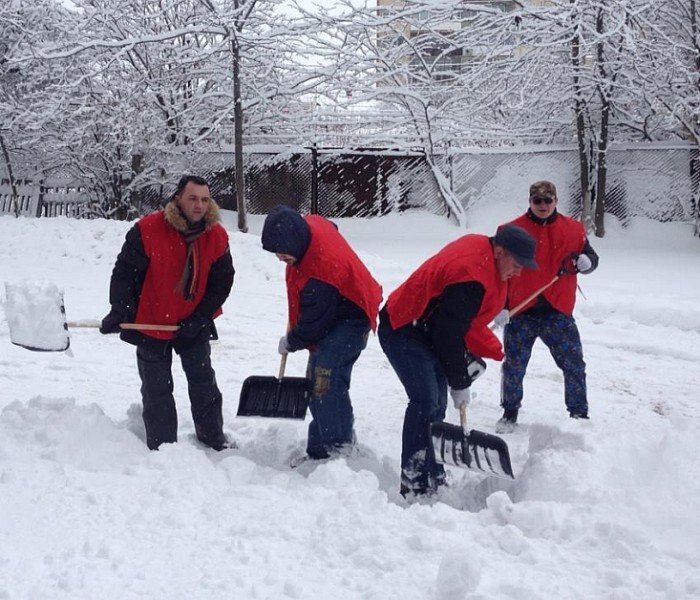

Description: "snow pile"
0 211 699 599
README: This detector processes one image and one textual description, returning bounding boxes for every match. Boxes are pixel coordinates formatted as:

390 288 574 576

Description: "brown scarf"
175 218 207 301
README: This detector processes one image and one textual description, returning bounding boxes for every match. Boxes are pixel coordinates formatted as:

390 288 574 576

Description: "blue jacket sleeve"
286 278 341 351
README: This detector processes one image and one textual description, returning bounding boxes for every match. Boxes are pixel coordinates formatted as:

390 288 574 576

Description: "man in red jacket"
100 175 235 451
378 224 538 500
261 205 382 462
497 180 598 433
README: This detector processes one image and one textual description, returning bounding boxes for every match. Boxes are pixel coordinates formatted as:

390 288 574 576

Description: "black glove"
560 252 579 275
176 312 210 341
100 308 125 334
466 354 487 385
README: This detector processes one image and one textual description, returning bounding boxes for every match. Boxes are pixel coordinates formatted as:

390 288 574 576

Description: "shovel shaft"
278 354 287 379
66 320 101 328
508 275 560 318
459 405 467 431
120 323 180 332
66 321 180 332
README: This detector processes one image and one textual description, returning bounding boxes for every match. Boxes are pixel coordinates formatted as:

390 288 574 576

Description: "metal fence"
0 178 91 218
448 144 697 224
1 143 698 224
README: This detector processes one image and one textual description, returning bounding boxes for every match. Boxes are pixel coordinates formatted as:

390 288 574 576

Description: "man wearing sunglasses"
496 180 599 432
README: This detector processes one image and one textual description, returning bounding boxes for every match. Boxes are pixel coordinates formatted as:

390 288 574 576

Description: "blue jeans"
378 318 447 495
305 319 369 458
136 341 225 450
501 312 588 416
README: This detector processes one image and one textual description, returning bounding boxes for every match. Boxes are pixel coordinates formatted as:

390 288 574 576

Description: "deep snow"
1 205 699 600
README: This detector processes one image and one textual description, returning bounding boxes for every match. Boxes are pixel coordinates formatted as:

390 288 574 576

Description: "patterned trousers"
501 312 588 416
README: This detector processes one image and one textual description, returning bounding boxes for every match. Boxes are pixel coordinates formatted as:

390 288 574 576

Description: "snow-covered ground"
1 205 699 599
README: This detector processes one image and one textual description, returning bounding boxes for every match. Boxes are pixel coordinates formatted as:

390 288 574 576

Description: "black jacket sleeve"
193 246 235 318
430 281 485 389
108 225 149 320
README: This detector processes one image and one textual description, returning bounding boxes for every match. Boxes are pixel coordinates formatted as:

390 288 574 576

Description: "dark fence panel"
1 144 698 224
185 148 439 217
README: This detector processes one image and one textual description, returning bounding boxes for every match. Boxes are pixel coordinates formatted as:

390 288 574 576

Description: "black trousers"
136 341 225 450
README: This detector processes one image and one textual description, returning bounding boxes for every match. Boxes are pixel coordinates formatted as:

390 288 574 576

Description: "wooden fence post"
35 179 45 217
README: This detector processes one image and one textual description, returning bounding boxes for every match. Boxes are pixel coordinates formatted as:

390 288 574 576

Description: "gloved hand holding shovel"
450 387 470 409
100 307 126 334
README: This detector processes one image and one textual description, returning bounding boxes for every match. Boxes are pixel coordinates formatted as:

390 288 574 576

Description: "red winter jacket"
286 215 382 331
385 234 507 361
109 201 233 347
507 212 587 316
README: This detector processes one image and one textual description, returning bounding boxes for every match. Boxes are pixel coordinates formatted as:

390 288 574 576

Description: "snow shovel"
8 317 178 352
428 266 569 474
4 280 177 352
430 406 514 479
237 354 312 420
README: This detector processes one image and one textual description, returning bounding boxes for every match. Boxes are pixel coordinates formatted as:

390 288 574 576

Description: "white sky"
1 206 699 598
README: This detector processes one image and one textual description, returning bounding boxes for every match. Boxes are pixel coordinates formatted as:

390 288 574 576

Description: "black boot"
496 408 519 433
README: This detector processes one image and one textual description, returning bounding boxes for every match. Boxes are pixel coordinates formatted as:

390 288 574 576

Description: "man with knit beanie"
261 205 382 462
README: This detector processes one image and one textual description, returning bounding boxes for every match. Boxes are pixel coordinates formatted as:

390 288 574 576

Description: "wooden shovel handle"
66 320 102 328
278 324 291 378
278 353 287 378
120 323 180 332
508 275 560 318
459 405 467 432
508 256 577 317
66 321 179 331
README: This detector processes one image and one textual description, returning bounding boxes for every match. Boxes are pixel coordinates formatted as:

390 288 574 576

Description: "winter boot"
496 408 519 434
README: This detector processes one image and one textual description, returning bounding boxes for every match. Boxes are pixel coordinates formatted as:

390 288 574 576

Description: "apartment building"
376 0 544 82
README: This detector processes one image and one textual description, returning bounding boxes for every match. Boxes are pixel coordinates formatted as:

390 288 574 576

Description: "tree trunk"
690 0 700 236
0 132 20 218
594 94 610 238
571 10 592 231
691 148 700 237
231 10 248 233
593 8 608 238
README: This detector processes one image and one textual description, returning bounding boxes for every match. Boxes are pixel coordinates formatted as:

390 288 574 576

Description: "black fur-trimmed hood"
163 199 222 232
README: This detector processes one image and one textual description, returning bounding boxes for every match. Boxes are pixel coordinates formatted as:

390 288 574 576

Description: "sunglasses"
530 195 555 205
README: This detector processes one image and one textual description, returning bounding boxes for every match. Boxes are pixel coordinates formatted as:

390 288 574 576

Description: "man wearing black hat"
496 180 599 432
378 224 537 500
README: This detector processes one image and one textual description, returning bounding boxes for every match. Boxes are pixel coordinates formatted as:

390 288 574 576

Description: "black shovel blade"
430 421 514 479
237 375 312 420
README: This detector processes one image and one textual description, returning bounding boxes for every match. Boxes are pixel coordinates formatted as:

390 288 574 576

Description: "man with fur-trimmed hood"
100 175 235 451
